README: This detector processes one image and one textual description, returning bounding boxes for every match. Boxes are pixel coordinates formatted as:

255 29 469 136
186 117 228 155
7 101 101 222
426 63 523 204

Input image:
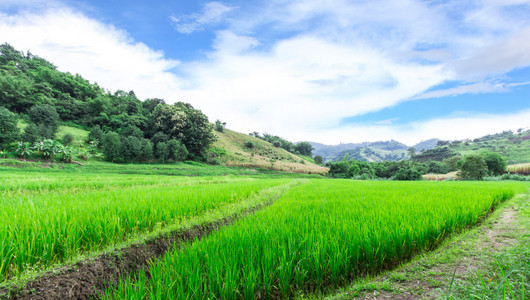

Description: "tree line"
0 43 215 162
328 151 506 180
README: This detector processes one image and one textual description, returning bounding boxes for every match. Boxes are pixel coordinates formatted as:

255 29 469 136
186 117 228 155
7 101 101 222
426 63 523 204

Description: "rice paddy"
103 180 529 299
0 171 291 281
1 169 528 299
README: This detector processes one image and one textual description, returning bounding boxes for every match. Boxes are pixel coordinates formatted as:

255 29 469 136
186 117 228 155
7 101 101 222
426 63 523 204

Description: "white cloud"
1 0 530 145
414 82 508 100
171 2 233 34
305 109 530 145
0 8 182 101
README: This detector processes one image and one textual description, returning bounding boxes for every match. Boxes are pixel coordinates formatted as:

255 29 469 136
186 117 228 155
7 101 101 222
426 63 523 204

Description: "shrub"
15 141 33 158
245 141 255 149
62 133 75 146
215 120 226 132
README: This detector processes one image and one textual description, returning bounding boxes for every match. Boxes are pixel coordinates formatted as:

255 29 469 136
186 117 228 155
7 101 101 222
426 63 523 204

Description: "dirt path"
330 198 528 300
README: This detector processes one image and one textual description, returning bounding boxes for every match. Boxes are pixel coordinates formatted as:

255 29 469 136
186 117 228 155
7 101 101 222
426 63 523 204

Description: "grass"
56 125 89 142
103 180 528 299
212 129 328 174
0 158 324 178
325 185 530 300
0 171 293 282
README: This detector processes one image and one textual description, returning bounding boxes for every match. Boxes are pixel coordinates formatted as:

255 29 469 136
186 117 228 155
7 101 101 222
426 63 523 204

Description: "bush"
215 120 225 132
62 133 74 146
245 141 255 149
314 155 323 165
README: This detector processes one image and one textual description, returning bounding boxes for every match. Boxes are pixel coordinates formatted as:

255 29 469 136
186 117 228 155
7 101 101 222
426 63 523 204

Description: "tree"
407 147 416 157
294 142 314 157
102 131 122 162
22 123 42 143
151 132 169 149
141 139 154 161
88 125 104 143
459 154 488 180
28 104 60 138
442 155 462 171
156 141 169 163
0 107 19 148
392 167 422 181
167 139 188 161
152 102 215 157
121 125 143 139
481 151 506 176
121 136 142 163
427 161 450 174
314 155 323 165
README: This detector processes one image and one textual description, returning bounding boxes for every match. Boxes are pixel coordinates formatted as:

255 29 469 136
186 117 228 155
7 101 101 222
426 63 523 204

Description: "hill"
212 129 328 174
421 129 530 164
311 140 419 163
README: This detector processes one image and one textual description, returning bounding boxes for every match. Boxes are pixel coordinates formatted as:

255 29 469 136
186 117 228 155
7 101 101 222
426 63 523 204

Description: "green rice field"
0 171 292 281
0 168 528 299
103 180 529 299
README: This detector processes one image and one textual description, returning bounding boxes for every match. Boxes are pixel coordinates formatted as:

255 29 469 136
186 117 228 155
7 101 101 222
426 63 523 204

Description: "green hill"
211 129 328 174
422 129 530 164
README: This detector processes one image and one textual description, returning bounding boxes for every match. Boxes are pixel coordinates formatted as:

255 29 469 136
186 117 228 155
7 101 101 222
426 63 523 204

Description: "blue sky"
1 0 530 145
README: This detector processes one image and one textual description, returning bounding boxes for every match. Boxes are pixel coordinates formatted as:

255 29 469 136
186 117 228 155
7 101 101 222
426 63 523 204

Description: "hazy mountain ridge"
311 139 439 162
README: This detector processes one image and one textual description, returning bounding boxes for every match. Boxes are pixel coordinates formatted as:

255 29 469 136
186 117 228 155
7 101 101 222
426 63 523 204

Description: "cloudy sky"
1 0 530 145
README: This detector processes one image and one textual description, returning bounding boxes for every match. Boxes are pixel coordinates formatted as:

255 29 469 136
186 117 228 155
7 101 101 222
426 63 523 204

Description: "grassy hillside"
428 129 530 164
212 129 328 174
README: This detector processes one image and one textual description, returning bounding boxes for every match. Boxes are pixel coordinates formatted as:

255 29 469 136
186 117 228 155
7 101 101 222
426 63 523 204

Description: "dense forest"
0 43 215 162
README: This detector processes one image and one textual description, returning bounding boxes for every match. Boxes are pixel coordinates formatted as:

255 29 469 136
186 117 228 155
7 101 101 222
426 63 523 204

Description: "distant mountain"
413 139 440 152
311 139 421 163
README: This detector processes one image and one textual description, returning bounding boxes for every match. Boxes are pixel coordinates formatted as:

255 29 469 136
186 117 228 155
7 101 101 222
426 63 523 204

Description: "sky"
1 0 530 145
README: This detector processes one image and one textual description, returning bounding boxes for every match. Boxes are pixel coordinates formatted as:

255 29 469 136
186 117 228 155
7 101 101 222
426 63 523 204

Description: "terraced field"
0 170 528 299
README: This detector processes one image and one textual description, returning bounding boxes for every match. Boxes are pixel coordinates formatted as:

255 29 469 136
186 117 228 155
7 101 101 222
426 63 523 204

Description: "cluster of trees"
249 132 314 157
329 151 506 181
0 43 215 162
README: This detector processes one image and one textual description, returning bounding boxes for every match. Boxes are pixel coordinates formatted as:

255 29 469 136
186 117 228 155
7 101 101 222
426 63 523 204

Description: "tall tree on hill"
152 102 215 158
